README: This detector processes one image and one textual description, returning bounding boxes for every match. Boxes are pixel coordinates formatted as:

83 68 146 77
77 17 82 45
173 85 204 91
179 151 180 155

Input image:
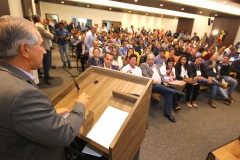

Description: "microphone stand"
61 67 80 91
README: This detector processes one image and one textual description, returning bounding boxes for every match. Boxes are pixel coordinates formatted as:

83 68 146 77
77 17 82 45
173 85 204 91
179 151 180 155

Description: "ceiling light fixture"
160 4 163 6
223 1 226 3
199 11 202 13
129 11 131 12
109 8 112 10
146 13 148 15
134 0 138 2
215 14 218 16
181 8 184 10
61 1 64 3
87 5 90 7
161 15 163 18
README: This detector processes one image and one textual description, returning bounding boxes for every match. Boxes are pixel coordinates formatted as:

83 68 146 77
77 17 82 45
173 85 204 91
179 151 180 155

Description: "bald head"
210 55 218 62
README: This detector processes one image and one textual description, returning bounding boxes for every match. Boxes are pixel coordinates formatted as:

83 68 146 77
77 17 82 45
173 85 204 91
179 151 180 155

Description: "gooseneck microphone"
51 65 80 91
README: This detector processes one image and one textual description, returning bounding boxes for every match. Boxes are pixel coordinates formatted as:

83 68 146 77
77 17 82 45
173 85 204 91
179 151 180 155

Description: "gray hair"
147 54 155 60
0 15 38 59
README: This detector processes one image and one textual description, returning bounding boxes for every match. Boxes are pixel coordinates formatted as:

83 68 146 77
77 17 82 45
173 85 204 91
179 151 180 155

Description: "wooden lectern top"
51 66 153 160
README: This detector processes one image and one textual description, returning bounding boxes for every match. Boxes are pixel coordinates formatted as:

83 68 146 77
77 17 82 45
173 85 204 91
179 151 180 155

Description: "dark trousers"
43 50 51 81
78 53 89 70
152 84 175 115
185 83 199 102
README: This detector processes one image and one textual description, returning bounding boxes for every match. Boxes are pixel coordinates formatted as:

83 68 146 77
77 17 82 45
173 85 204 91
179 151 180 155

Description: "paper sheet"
86 106 129 149
168 80 184 85
82 143 103 157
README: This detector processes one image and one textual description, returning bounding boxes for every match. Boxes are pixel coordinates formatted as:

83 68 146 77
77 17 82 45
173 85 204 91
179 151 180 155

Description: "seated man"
203 55 232 106
119 41 129 57
214 47 225 61
226 47 238 62
140 54 176 123
102 40 114 53
231 59 240 79
76 36 88 71
71 34 80 50
89 40 103 58
203 47 216 61
154 49 167 67
217 55 237 101
99 52 118 70
121 54 142 76
190 56 227 108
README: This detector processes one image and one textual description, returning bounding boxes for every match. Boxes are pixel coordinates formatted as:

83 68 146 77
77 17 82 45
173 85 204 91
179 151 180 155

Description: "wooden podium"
206 136 240 160
51 66 153 160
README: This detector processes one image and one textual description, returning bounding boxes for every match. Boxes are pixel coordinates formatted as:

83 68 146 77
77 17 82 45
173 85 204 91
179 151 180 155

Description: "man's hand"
76 93 90 107
197 76 203 81
208 77 212 84
209 65 215 68
153 81 160 85
163 82 168 86
56 108 70 115
216 75 220 79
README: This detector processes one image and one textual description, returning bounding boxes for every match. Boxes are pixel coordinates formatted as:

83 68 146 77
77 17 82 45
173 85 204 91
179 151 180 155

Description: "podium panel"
207 137 240 160
51 66 153 160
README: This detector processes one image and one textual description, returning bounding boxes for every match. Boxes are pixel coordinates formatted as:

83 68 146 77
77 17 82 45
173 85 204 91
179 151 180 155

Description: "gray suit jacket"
140 63 167 83
0 62 85 160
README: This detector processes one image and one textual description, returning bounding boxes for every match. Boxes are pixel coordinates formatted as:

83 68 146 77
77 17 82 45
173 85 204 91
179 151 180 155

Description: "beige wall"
8 0 23 17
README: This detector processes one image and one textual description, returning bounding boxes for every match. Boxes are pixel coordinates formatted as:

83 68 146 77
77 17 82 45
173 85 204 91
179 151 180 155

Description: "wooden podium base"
206 136 240 160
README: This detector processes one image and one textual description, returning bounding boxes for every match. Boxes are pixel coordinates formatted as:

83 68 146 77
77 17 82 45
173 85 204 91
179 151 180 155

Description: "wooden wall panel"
0 0 10 16
176 18 194 35
209 17 240 47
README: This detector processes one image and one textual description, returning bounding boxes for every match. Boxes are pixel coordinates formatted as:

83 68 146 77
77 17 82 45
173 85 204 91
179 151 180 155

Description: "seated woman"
122 48 140 66
87 48 104 68
175 55 197 107
111 47 123 70
160 57 184 111
140 48 151 65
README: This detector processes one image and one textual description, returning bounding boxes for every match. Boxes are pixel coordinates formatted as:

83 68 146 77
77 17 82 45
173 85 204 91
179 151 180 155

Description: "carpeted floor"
40 45 240 160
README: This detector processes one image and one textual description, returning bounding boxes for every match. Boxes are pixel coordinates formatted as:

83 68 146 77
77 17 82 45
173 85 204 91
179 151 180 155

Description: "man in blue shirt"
119 41 129 56
55 22 71 68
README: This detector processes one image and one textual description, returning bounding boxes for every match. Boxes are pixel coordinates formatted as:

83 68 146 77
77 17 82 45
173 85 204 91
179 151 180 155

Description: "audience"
76 36 88 71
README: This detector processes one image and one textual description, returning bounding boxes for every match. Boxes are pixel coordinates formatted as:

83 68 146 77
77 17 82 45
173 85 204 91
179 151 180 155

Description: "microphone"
51 65 80 91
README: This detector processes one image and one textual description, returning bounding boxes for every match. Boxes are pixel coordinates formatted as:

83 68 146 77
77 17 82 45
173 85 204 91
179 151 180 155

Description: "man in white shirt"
121 54 142 76
89 40 103 58
140 54 176 123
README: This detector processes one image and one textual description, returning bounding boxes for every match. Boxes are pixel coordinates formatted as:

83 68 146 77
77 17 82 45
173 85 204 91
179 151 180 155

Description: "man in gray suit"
140 54 176 123
0 15 89 160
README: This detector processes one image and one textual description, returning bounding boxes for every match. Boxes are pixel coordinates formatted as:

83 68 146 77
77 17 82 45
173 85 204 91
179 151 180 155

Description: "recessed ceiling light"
61 1 64 3
215 14 218 16
129 11 131 12
87 5 90 7
134 0 138 2
223 1 226 3
160 4 163 6
181 8 184 10
199 11 202 13
146 13 148 15
109 8 112 10
161 15 163 18
175 17 177 19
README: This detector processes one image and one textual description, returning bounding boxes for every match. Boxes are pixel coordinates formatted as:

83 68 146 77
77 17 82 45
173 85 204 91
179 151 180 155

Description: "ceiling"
39 0 240 19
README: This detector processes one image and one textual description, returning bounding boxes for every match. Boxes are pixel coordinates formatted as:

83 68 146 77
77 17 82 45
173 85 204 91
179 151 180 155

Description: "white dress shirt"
121 64 142 77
